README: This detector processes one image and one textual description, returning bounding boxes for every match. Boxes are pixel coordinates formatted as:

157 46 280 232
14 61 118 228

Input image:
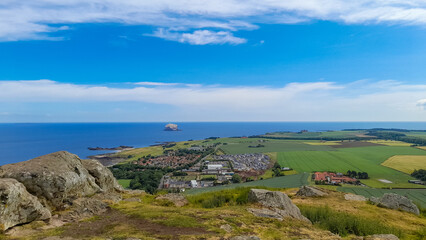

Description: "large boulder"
248 189 310 223
364 234 399 240
296 186 328 197
81 159 123 192
0 151 101 210
370 193 419 215
0 178 51 231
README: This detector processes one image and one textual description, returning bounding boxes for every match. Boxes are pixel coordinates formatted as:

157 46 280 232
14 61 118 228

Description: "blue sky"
1 1 426 122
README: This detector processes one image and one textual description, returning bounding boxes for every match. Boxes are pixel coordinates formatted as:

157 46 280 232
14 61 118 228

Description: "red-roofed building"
313 172 358 185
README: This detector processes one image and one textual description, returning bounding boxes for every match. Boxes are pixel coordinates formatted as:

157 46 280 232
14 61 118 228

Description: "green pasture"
185 172 309 195
338 187 426 208
219 140 333 154
277 146 426 188
117 179 131 189
405 131 426 140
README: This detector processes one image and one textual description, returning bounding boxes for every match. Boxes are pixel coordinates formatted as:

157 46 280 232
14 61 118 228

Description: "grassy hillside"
6 187 425 240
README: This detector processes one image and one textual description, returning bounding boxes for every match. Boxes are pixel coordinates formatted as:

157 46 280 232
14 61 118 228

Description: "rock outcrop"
0 178 51 231
296 186 328 197
155 193 188 207
0 151 123 230
370 193 419 215
248 189 310 223
344 193 367 201
164 123 178 131
364 234 399 240
82 159 123 193
0 151 101 210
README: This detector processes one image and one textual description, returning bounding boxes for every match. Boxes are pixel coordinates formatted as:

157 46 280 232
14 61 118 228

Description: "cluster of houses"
214 153 271 171
313 171 358 185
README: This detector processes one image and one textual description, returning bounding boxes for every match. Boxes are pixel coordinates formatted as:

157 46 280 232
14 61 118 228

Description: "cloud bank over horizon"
2 0 426 44
1 80 425 122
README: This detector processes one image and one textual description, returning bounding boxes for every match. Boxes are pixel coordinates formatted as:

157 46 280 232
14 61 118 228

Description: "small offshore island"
1 128 425 239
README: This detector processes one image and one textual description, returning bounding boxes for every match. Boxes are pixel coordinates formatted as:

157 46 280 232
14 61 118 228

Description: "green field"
118 179 132 189
277 146 426 188
338 187 426 208
219 140 333 154
185 172 309 195
405 131 426 140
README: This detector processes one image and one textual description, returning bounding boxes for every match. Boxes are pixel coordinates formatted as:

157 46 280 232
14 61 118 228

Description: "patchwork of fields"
277 146 426 188
338 186 426 208
185 172 309 195
219 140 333 154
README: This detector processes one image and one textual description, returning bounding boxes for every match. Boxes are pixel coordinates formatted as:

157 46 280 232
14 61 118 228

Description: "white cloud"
148 29 246 45
0 79 426 121
1 1 426 42
417 99 426 108
135 82 179 86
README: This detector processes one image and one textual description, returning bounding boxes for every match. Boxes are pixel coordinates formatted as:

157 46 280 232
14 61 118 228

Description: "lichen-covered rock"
0 178 51 231
248 189 310 223
296 186 328 197
58 197 108 222
155 193 188 207
364 234 399 240
344 193 367 201
370 193 419 215
230 236 260 240
81 159 123 192
0 151 101 210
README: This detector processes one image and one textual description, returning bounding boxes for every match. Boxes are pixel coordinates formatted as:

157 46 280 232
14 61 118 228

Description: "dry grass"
381 155 426 174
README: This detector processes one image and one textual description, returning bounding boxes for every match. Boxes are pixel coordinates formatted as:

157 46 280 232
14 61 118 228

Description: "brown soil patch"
60 209 211 239
330 141 384 148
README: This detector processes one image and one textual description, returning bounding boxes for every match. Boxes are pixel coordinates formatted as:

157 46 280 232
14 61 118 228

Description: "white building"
207 164 223 170
190 180 198 188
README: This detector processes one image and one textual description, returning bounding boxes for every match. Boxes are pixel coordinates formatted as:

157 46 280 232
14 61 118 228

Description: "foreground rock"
0 151 101 210
155 193 188 207
296 186 328 197
229 236 260 240
370 193 419 215
344 193 367 201
0 178 51 231
364 234 399 240
248 189 310 223
82 159 123 193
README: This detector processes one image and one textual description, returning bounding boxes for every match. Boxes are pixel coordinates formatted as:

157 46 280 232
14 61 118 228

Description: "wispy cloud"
148 29 247 45
1 1 426 43
0 79 425 121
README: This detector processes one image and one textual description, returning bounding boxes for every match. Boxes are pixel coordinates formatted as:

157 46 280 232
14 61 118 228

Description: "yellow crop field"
303 141 341 146
417 146 426 151
367 140 412 147
382 155 426 174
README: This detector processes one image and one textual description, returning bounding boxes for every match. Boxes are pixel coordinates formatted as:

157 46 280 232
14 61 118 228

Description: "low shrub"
299 205 402 237
187 187 252 208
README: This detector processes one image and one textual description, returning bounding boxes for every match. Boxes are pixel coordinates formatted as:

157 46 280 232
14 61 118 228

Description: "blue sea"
1 122 425 165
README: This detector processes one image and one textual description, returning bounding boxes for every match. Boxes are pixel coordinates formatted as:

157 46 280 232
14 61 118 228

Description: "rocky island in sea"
164 123 179 131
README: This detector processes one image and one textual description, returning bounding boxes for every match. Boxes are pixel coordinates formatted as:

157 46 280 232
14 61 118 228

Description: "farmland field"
405 131 426 140
338 186 426 208
219 140 333 154
366 140 412 147
277 146 426 188
117 179 131 189
262 130 371 139
381 155 426 174
185 172 309 195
